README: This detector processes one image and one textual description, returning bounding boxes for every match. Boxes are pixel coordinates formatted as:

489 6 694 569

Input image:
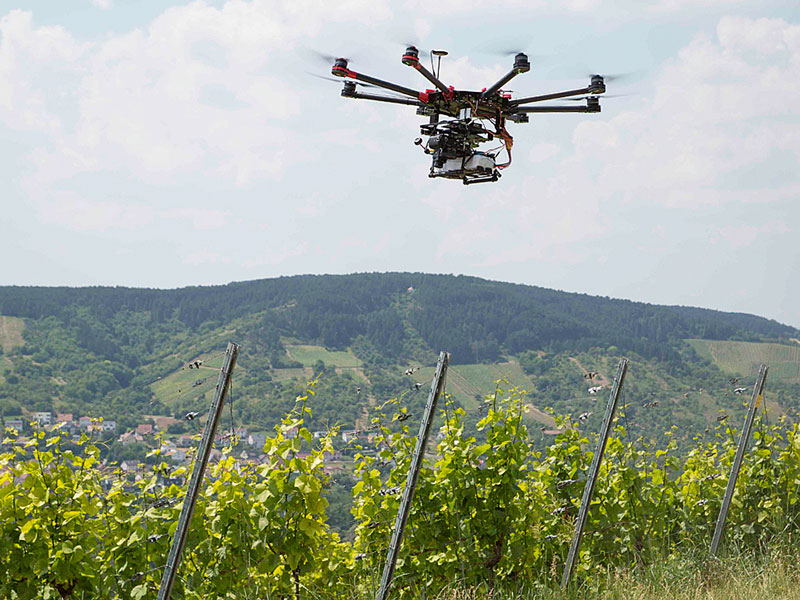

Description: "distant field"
686 339 800 383
272 367 313 381
0 357 12 384
285 345 362 368
0 316 25 353
410 361 534 411
150 352 228 405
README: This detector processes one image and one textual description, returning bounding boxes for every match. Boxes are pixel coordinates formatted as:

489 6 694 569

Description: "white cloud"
403 0 542 17
33 192 231 233
402 0 608 17
91 0 113 9
528 142 561 163
182 249 230 267
0 10 85 133
242 241 310 268
709 221 790 247
72 3 307 180
650 0 745 11
427 55 505 91
3 1 396 208
590 16 800 209
414 18 431 43
39 193 158 232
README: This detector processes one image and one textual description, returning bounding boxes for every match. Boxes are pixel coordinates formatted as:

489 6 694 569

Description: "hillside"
0 273 798 446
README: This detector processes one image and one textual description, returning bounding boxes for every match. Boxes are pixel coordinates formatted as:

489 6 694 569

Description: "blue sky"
1 1 799 328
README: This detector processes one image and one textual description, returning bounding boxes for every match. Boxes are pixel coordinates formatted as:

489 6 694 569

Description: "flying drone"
324 47 608 185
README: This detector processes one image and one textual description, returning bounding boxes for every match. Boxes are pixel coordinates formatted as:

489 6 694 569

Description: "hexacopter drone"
327 47 607 185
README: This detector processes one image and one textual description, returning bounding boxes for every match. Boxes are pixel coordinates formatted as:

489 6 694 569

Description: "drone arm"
514 104 600 113
482 69 521 99
345 90 422 106
352 72 421 99
401 48 450 93
481 53 531 100
510 87 594 106
332 60 421 99
410 62 450 93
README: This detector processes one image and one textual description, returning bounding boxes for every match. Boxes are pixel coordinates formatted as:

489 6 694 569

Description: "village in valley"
1 409 378 478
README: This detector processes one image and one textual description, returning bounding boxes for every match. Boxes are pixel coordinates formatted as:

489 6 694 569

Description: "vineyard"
410 362 531 411
686 339 800 384
2 378 799 599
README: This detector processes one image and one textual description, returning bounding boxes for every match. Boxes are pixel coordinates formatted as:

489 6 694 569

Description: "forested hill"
0 273 795 367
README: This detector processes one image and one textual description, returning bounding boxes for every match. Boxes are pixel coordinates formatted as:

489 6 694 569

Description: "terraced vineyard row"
686 339 800 383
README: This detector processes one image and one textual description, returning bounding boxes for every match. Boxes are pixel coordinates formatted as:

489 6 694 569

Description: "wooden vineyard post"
376 351 449 600
561 358 629 589
710 363 769 557
156 342 240 600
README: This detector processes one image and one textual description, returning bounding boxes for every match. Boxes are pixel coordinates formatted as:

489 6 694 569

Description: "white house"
341 430 359 443
34 411 52 426
4 416 24 431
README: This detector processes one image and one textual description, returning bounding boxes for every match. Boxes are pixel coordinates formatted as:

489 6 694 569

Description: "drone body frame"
330 47 605 184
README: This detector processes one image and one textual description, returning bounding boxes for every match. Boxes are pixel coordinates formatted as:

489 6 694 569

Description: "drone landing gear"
462 172 500 185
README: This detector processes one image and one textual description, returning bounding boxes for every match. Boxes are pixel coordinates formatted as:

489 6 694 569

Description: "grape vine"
2 386 799 598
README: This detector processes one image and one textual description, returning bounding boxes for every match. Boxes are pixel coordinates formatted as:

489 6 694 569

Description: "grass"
409 361 535 412
686 339 800 383
149 351 228 405
0 357 12 384
272 367 313 381
285 345 362 368
0 316 25 353
409 548 800 600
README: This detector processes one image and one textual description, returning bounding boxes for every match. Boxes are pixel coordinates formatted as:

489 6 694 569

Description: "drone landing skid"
463 174 499 185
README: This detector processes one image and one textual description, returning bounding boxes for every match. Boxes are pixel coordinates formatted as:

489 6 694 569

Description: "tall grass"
429 546 800 600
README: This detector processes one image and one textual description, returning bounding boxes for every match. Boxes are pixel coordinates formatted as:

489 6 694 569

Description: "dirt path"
709 344 719 363
356 377 376 430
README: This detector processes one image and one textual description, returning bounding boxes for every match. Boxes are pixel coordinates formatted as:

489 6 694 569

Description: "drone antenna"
432 50 448 79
